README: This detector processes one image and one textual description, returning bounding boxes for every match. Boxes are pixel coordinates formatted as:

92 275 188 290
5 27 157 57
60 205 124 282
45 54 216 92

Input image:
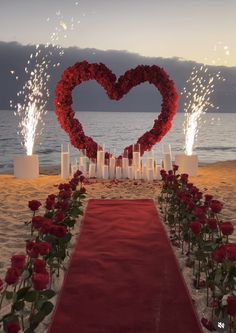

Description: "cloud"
0 41 236 112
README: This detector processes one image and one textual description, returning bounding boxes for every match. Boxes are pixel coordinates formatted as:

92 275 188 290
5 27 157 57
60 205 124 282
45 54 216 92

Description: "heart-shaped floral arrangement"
54 61 178 158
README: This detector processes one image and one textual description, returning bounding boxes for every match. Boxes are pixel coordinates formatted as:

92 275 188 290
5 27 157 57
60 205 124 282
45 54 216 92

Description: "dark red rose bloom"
212 245 226 263
55 201 70 211
204 194 213 202
207 218 218 231
5 267 20 285
11 255 26 270
5 320 21 333
55 211 65 223
180 173 189 183
32 272 49 291
189 221 202 235
58 183 71 191
33 259 47 273
187 201 195 211
40 219 53 234
58 190 72 200
173 164 179 172
224 243 236 261
194 207 206 219
227 296 236 316
209 200 223 214
28 200 42 212
79 187 86 194
73 170 82 178
79 175 85 183
0 278 4 291
37 242 51 256
50 225 67 238
220 222 234 236
201 318 215 331
45 194 56 210
26 240 35 253
32 216 45 229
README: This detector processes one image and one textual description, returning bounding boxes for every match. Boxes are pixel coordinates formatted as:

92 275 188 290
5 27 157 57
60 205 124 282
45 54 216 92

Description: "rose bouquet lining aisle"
0 170 86 333
158 166 236 333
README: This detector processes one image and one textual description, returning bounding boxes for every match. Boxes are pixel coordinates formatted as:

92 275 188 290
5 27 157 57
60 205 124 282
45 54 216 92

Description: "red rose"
55 201 69 211
26 240 35 253
59 190 71 200
50 225 67 238
220 222 234 236
33 259 47 273
79 187 86 194
73 170 82 178
180 173 188 183
0 278 4 291
37 242 51 256
79 175 85 183
204 194 213 202
32 272 49 291
32 216 45 229
189 221 202 235
5 320 21 333
201 318 215 331
45 194 56 210
55 211 65 223
28 200 42 211
212 246 226 263
226 243 236 261
209 200 223 214
40 219 53 234
173 164 179 172
207 218 218 231
11 255 26 270
5 267 20 285
227 296 236 316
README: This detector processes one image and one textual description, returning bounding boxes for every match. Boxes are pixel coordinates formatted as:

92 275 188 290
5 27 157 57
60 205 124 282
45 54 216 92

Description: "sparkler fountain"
175 65 223 176
12 5 80 178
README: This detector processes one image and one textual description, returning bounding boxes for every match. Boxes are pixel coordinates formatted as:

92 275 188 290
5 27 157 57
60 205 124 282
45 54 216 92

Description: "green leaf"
5 291 14 300
41 289 56 300
44 211 54 218
25 290 37 302
40 301 54 315
17 286 31 300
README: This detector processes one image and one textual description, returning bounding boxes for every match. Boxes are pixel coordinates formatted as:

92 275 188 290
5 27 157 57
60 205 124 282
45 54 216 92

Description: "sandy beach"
0 160 235 331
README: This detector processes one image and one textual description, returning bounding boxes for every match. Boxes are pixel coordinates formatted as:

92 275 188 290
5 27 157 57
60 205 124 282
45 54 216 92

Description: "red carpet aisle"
48 200 203 333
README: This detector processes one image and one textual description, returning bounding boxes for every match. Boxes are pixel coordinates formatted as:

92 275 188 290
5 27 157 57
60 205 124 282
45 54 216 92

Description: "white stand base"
175 154 198 177
14 155 39 179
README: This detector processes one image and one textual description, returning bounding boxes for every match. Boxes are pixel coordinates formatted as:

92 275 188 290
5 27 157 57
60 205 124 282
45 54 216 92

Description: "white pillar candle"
61 152 70 179
116 166 122 179
134 168 141 180
155 165 162 180
109 156 116 179
163 153 172 172
88 163 96 178
142 165 147 181
146 157 154 169
133 152 140 168
79 156 87 169
96 150 105 178
128 166 133 179
147 168 154 181
102 165 109 179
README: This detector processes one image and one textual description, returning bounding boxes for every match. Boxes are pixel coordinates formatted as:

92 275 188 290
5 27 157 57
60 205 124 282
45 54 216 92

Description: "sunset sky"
1 0 235 67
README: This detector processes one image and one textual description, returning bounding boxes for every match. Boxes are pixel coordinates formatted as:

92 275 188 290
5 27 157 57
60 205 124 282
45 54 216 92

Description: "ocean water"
0 110 236 172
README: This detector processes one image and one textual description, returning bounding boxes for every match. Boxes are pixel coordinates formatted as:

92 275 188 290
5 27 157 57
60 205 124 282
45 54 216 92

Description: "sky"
0 0 236 67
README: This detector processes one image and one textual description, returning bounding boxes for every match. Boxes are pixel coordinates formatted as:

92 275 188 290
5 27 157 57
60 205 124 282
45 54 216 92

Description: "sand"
0 160 235 331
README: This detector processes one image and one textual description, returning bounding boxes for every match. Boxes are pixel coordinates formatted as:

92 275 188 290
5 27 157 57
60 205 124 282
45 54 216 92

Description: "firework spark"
12 2 81 155
183 65 223 156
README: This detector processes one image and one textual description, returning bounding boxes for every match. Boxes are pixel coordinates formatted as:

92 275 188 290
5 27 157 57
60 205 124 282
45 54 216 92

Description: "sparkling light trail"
11 3 81 155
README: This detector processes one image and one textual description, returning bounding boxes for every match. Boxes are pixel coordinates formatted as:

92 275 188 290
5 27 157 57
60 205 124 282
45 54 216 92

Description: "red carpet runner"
48 199 203 333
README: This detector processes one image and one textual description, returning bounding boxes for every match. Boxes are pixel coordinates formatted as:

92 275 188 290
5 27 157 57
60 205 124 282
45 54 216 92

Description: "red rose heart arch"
54 61 178 158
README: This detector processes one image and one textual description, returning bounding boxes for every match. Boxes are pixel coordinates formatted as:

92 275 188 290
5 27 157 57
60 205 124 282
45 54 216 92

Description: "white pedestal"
14 155 39 179
88 163 96 178
163 153 172 172
175 154 198 176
